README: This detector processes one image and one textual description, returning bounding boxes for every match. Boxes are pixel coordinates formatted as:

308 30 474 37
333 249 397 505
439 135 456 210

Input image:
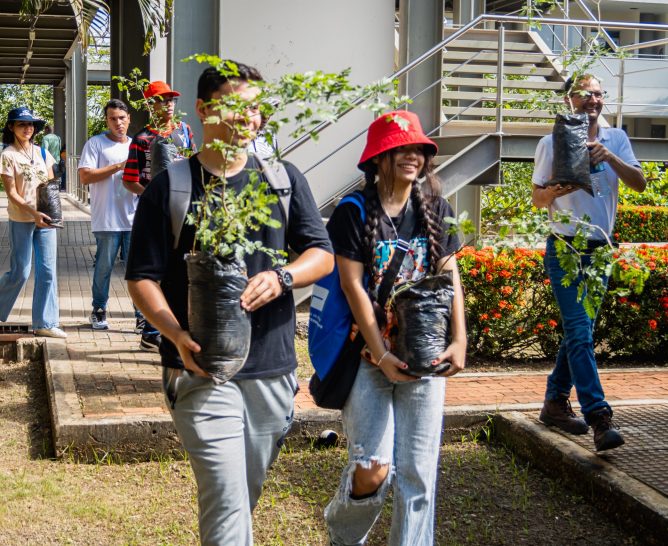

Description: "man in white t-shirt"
532 74 646 452
78 99 137 332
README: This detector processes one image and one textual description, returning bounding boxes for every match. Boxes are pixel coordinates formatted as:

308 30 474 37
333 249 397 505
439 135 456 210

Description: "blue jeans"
0 220 59 329
163 368 298 546
326 361 446 546
92 231 131 311
544 237 610 420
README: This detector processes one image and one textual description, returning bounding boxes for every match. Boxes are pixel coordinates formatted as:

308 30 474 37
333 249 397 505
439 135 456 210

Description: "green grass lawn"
0 357 642 545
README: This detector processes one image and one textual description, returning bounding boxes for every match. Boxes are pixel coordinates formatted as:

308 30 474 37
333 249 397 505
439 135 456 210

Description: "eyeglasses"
569 90 607 100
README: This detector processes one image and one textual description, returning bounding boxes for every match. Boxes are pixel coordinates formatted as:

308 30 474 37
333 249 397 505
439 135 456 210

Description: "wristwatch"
273 267 294 294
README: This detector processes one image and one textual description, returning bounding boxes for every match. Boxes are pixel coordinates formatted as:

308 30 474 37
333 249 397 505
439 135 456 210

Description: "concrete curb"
43 338 180 460
493 411 668 546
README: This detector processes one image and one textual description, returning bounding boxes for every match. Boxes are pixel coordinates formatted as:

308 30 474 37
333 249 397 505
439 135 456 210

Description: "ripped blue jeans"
325 360 446 546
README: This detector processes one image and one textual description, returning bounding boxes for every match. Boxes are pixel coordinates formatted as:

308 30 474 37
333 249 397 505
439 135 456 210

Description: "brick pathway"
2 192 668 420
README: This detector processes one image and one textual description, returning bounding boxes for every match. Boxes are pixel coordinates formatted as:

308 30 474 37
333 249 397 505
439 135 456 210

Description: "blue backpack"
308 191 366 380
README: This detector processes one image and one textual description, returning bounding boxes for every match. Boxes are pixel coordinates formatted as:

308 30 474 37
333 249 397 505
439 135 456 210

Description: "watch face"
282 269 294 289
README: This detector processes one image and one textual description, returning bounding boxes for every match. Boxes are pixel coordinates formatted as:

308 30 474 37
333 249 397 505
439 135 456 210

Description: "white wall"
217 0 396 207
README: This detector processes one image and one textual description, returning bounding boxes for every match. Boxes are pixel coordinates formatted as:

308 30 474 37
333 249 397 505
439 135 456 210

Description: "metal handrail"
281 12 668 158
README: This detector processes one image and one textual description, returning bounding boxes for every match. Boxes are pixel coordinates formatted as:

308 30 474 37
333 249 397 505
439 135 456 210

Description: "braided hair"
361 147 444 280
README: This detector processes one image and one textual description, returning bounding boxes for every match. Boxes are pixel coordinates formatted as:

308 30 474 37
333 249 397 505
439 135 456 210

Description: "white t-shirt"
78 133 135 232
0 144 55 222
532 126 640 239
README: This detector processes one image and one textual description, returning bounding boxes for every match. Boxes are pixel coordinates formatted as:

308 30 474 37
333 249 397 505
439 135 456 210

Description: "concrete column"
110 0 150 134
168 0 220 147
452 0 485 236
53 85 66 142
398 0 443 134
65 44 87 197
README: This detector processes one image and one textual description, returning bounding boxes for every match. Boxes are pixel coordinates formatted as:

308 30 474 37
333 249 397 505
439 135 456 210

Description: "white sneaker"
34 327 68 339
90 308 109 330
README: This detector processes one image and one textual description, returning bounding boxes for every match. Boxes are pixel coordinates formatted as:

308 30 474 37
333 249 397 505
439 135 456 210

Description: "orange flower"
548 319 558 328
470 268 479 277
492 312 502 319
543 279 551 285
480 313 489 321
516 326 524 334
485 273 493 282
499 270 512 279
483 327 490 334
648 319 657 331
501 286 513 296
536 323 545 330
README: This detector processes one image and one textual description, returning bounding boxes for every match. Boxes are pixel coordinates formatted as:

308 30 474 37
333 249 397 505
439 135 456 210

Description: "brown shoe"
589 408 625 452
539 397 589 435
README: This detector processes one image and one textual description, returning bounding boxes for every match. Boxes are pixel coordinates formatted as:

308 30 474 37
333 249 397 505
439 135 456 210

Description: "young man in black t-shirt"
125 63 333 545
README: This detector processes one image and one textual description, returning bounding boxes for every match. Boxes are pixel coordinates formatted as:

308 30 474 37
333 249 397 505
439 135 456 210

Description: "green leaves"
187 171 287 265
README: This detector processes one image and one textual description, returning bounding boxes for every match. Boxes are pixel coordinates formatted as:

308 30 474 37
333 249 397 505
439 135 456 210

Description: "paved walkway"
2 192 668 504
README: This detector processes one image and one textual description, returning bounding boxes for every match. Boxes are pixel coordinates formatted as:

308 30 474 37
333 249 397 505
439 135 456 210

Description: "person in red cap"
122 80 197 352
323 111 467 545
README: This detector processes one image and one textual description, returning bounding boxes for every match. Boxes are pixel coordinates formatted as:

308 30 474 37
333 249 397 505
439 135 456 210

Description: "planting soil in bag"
186 252 251 382
549 113 594 196
36 178 63 228
391 272 455 376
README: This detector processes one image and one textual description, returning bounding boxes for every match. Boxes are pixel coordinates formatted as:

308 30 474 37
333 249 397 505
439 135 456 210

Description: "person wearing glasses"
532 74 646 452
122 81 197 353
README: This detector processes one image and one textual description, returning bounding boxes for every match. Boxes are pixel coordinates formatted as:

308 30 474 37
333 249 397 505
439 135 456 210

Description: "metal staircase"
441 27 565 124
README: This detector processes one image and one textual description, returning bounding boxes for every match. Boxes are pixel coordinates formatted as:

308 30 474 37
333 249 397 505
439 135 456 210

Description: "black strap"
375 198 415 307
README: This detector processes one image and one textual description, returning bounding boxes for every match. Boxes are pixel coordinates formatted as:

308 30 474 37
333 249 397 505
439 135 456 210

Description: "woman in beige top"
0 107 66 338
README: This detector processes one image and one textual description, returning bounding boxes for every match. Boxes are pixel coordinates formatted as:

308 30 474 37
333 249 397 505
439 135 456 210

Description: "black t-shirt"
125 154 333 379
327 192 459 297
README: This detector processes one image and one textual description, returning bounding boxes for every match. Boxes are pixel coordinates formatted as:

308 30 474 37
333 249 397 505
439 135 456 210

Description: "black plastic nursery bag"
36 178 63 228
549 112 594 196
150 136 180 179
186 252 251 383
392 272 455 376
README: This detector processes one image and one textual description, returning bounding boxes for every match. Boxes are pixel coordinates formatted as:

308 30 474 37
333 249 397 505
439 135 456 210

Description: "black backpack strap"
376 198 415 307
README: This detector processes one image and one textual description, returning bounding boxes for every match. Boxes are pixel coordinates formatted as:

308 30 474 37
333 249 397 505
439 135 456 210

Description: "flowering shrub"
457 247 561 358
614 206 668 243
458 245 668 360
597 245 668 358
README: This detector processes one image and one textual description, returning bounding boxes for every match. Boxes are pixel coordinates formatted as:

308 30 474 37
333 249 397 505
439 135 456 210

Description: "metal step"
443 106 555 119
444 38 539 52
442 90 559 103
442 76 564 91
443 63 556 77
443 50 553 64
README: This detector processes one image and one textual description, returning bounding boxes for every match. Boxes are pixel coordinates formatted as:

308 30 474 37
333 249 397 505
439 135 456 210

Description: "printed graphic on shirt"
370 236 429 297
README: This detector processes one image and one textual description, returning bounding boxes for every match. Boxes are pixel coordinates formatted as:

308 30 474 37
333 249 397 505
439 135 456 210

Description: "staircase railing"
283 12 668 208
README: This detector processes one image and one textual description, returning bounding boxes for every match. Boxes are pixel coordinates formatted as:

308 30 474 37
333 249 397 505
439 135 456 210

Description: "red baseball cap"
358 110 438 172
143 80 181 100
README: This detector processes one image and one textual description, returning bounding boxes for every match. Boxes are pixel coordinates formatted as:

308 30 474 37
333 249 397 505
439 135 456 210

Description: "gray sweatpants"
163 367 298 546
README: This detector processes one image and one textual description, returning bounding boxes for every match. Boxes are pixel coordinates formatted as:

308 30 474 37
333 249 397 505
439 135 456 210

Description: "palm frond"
136 0 174 55
20 0 172 54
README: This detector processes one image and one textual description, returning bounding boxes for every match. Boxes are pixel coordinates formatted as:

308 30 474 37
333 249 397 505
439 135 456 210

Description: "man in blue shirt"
532 74 646 452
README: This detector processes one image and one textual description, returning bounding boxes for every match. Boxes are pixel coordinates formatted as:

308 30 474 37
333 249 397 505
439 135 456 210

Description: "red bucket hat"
358 110 438 172
143 80 181 100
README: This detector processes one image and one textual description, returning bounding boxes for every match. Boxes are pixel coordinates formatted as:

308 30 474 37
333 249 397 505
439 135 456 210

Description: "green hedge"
614 205 668 243
458 245 668 360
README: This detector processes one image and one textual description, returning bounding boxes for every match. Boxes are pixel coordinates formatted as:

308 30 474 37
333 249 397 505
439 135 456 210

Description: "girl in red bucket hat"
324 111 467 544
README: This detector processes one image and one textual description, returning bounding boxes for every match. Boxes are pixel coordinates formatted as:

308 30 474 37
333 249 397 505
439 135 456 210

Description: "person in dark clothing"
122 80 197 351
125 62 334 545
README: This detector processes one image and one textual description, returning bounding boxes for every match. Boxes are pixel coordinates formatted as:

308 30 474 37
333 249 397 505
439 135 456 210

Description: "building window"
651 125 666 139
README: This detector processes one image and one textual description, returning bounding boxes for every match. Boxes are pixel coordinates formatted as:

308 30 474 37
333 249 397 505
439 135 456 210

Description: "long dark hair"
361 148 444 279
2 122 23 146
